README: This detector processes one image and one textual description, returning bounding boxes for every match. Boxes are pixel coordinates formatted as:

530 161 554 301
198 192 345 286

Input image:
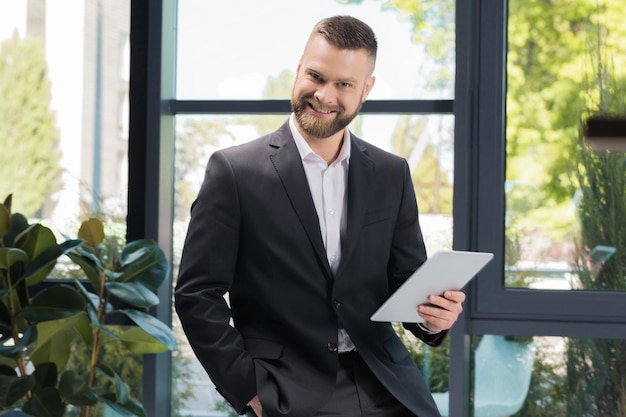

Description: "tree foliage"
506 0 626 253
391 115 453 214
337 0 454 93
506 0 626 416
564 3 626 415
506 0 597 250
174 118 238 219
0 33 61 217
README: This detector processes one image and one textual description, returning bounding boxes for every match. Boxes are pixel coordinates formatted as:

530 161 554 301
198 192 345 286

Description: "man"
175 15 465 417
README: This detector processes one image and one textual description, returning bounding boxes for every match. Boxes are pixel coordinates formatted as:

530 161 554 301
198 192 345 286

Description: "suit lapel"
269 123 333 278
337 135 374 277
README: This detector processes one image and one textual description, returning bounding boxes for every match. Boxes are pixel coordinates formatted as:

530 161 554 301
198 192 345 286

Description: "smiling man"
175 15 465 417
290 23 375 159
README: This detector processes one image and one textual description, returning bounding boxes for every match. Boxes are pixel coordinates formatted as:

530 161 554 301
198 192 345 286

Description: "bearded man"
175 15 465 417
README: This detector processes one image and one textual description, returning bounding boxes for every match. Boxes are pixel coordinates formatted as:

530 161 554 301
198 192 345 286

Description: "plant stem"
4 270 32 399
79 269 108 417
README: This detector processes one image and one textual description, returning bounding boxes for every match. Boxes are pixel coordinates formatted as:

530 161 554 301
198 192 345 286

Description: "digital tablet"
370 250 494 323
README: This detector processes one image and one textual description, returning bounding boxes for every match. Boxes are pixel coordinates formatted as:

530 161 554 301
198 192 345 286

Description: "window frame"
464 0 626 333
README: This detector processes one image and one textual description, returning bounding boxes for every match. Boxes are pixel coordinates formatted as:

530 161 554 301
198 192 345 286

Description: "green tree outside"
507 1 626 416
0 33 61 217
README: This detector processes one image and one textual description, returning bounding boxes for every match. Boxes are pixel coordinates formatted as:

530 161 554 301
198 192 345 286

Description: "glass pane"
176 0 455 100
0 1 130 239
171 113 454 414
463 334 626 417
504 0 626 290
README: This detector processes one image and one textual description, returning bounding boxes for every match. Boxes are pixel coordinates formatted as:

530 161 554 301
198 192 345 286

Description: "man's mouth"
307 101 337 115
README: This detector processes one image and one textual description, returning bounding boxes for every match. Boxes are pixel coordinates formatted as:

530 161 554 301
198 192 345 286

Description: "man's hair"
311 15 378 60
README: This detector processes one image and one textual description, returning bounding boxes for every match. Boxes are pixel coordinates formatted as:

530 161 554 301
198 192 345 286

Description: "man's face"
291 35 376 140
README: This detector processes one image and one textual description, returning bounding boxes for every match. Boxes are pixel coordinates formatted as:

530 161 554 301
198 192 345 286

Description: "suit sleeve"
174 151 256 413
404 323 448 347
388 159 449 347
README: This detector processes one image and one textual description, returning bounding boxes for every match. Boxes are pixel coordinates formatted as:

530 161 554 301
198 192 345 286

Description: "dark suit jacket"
175 121 446 417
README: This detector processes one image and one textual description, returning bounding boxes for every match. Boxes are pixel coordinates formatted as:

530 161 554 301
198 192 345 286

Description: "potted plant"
0 194 176 417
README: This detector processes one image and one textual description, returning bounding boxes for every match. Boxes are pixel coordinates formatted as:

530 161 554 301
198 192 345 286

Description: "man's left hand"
417 290 466 332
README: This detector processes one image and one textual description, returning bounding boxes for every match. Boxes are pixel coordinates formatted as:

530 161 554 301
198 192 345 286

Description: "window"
456 1 626 415
469 0 626 322
504 0 626 294
0 0 130 235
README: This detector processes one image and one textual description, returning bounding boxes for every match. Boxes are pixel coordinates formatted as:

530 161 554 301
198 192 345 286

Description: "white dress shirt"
289 114 356 352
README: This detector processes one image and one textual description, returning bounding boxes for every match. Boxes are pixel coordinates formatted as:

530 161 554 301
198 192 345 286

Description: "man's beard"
291 94 360 139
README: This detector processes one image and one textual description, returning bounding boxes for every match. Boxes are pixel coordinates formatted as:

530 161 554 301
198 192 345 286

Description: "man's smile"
307 100 339 116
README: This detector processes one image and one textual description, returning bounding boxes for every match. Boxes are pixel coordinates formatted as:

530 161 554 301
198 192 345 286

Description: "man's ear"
362 76 376 102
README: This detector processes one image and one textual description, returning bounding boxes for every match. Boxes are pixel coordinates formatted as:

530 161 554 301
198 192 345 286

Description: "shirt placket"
323 163 343 275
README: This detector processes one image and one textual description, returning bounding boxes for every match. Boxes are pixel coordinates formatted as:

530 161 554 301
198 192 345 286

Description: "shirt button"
327 343 338 352
328 209 335 215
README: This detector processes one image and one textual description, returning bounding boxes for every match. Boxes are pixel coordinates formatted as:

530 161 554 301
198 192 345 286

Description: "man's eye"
309 73 323 81
339 82 352 88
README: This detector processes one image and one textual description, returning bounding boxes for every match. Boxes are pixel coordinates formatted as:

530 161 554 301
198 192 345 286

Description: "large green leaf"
0 373 34 410
97 362 128 405
78 218 105 249
15 224 56 262
120 309 176 351
67 253 101 291
99 393 147 417
73 244 103 270
0 204 10 239
0 248 27 269
20 285 85 322
74 279 113 314
0 366 16 377
74 286 117 341
105 281 160 309
119 327 170 354
0 326 36 359
118 240 169 291
1 196 11 212
0 295 12 337
22 386 66 417
81 301 118 341
32 362 57 389
23 239 83 286
4 213 29 248
1 288 27 334
0 357 15 369
29 314 91 370
58 370 98 406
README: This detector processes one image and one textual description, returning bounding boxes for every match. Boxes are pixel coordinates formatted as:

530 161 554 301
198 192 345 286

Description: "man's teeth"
310 104 332 114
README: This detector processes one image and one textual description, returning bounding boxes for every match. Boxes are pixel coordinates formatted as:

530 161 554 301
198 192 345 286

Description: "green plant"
0 195 177 417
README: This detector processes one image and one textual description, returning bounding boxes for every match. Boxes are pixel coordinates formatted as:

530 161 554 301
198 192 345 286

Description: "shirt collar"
289 113 351 165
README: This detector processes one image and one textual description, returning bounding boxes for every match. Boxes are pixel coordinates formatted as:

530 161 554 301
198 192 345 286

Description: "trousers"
313 350 416 417
246 350 417 417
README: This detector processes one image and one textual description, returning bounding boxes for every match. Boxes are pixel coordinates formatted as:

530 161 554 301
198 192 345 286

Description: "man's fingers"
418 291 465 332
443 290 466 303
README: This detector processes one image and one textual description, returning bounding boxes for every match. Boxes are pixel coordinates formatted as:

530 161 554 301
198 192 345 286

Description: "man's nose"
314 83 337 105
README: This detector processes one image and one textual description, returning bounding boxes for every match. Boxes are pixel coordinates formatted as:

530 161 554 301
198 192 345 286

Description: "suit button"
327 343 338 352
334 299 341 309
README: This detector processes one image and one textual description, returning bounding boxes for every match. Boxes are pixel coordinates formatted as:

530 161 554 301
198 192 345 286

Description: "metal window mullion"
164 99 454 115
